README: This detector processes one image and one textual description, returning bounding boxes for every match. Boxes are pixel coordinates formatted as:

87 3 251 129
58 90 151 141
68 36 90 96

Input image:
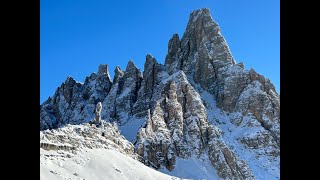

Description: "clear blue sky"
40 0 279 104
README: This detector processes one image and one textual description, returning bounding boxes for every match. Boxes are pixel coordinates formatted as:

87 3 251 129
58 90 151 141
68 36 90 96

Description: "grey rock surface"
94 102 102 125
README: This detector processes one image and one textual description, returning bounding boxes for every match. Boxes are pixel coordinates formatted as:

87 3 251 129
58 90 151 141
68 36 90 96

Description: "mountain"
40 8 280 180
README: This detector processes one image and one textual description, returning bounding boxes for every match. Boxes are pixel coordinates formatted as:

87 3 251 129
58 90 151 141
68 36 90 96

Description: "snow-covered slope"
40 123 183 180
159 156 220 180
40 148 181 180
192 81 280 179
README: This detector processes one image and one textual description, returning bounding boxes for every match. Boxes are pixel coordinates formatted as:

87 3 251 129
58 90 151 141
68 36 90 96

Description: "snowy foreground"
40 147 222 180
40 123 221 180
40 148 180 180
39 123 180 180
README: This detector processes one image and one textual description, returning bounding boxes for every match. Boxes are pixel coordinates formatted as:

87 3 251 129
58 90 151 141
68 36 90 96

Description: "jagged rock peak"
189 8 211 21
185 8 220 34
115 65 122 72
182 8 222 47
145 54 157 68
98 64 110 75
164 8 235 76
65 75 76 83
165 34 181 65
143 54 159 83
113 66 124 83
126 59 138 71
124 59 142 81
61 75 82 90
168 34 180 52
146 53 154 60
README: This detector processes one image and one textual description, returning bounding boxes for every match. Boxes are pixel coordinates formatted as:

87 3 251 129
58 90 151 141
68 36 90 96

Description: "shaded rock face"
206 125 255 179
113 66 124 84
101 60 143 124
132 54 165 118
40 8 279 180
135 71 254 179
40 66 112 130
135 72 210 169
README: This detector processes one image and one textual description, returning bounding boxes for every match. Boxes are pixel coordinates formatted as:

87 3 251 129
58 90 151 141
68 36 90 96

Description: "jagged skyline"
40 1 279 103
40 8 279 179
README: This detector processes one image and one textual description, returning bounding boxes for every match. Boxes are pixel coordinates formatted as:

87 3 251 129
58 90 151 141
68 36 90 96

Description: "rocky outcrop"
40 8 279 180
40 66 112 130
164 8 279 124
164 7 280 169
134 71 254 179
114 60 142 118
165 8 234 85
206 125 255 179
133 54 165 118
93 102 102 125
113 66 124 84
40 122 135 157
101 60 143 124
136 71 208 169
165 34 181 66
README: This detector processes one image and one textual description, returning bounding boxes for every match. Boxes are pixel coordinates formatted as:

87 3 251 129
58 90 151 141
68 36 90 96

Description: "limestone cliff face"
164 7 280 167
101 60 143 124
135 71 210 169
40 8 279 179
134 71 254 179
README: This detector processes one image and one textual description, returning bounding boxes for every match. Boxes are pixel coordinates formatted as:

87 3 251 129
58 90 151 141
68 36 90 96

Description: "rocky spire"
105 59 143 122
113 66 124 84
124 60 142 81
186 8 234 63
143 54 158 100
145 54 157 69
60 76 82 105
165 8 235 74
98 64 111 77
126 59 136 71
182 8 221 52
94 102 102 125
165 34 181 66
92 64 112 103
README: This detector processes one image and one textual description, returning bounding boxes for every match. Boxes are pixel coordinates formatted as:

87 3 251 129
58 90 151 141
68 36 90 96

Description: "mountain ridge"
40 8 279 180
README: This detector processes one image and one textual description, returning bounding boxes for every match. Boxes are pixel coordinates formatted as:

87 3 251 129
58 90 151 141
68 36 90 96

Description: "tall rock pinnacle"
166 8 235 92
113 66 124 84
94 102 102 124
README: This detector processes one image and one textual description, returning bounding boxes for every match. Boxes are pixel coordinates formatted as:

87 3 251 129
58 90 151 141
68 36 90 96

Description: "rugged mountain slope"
40 8 279 179
40 122 182 180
